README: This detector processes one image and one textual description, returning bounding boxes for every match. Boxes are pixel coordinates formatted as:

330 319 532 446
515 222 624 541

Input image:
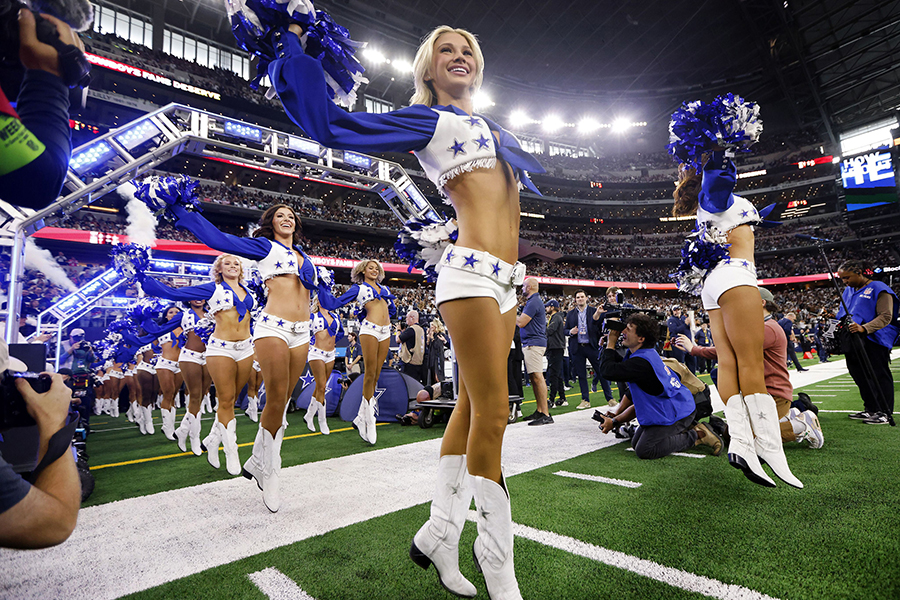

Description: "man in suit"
565 289 608 409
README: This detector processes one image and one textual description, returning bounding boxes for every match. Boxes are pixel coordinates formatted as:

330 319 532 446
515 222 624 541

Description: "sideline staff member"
837 260 899 425
598 313 720 459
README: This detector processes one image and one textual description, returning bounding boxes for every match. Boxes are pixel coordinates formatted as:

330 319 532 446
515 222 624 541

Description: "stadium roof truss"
3 103 437 343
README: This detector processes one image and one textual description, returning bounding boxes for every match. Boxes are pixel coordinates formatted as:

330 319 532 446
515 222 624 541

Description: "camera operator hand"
847 321 866 334
16 373 72 461
605 327 621 349
18 10 85 79
598 414 617 435
674 334 694 353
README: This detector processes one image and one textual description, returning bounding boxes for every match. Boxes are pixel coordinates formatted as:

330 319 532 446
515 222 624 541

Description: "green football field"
2 356 898 600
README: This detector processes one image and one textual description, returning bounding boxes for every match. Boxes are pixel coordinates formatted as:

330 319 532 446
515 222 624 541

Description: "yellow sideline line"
89 425 368 470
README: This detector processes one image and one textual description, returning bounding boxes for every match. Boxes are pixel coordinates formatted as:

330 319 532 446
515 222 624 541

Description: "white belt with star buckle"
438 244 525 286
260 312 310 334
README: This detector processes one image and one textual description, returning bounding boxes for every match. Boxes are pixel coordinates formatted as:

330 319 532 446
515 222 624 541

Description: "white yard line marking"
464 516 780 600
625 448 705 459
818 410 899 414
247 568 316 600
554 470 642 488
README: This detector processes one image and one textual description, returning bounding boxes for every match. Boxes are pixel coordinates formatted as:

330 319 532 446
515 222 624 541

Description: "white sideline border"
248 568 317 600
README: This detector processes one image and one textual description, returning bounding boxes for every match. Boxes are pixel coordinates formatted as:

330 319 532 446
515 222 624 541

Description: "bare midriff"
264 248 311 323
161 333 181 360
212 304 253 342
363 297 390 326
184 331 205 352
725 224 755 263
314 328 336 352
444 160 520 266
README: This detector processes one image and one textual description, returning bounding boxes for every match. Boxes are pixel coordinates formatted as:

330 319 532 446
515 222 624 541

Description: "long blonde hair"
211 254 244 284
410 26 485 107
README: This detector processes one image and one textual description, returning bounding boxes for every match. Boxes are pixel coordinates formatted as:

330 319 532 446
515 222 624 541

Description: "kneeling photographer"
597 312 722 459
0 341 81 549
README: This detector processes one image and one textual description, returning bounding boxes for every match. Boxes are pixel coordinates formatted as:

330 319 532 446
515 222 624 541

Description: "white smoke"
119 181 158 247
24 238 77 291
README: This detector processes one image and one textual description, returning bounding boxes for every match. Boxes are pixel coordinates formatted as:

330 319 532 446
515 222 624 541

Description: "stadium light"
612 119 631 133
363 48 388 65
115 119 161 150
578 117 601 134
224 121 262 142
392 59 413 74
509 110 531 129
542 115 565 133
473 92 495 111
70 141 115 174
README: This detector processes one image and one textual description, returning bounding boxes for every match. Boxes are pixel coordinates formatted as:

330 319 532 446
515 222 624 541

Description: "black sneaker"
849 411 875 420
796 392 818 415
798 368 810 372
522 410 541 422
528 413 554 426
863 412 890 425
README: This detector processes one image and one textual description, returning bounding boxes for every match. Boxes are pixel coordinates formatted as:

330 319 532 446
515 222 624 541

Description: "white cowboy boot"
156 393 163 409
304 399 319 432
243 425 285 512
723 394 775 487
317 400 330 435
161 407 177 440
174 392 182 409
744 392 803 488
221 419 241 476
110 398 120 417
126 402 136 423
410 455 477 598
202 421 223 469
245 395 259 422
93 399 103 416
143 406 155 435
174 412 191 452
367 397 378 444
353 398 369 443
472 473 523 600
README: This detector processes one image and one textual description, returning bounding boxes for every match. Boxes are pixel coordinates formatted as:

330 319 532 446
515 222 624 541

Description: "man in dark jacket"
565 290 609 409
545 300 567 407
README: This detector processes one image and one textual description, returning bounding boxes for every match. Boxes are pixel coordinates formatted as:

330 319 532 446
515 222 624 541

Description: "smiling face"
428 32 477 101
215 254 243 283
272 207 296 239
364 261 380 282
165 307 180 320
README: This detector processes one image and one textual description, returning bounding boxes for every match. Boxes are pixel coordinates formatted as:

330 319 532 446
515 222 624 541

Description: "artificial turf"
87 357 900 599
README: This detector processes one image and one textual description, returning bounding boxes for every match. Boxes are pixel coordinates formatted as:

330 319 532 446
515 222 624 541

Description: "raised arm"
141 313 186 337
140 276 216 303
270 31 436 153
317 284 360 311
171 206 271 261
699 151 737 213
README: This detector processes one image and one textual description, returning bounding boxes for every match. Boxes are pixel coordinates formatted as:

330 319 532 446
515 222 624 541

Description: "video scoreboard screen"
839 148 898 211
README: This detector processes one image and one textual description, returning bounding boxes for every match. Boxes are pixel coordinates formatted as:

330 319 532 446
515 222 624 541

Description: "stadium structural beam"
4 103 436 343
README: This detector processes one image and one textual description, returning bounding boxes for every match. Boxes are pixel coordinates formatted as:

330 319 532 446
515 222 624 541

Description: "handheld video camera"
0 370 51 430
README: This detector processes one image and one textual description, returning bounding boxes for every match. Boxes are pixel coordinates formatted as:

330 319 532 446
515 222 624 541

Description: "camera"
0 370 51 430
602 304 665 333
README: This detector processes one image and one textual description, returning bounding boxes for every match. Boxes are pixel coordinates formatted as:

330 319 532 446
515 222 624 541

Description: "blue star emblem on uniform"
741 260 751 267
262 314 269 322
300 371 315 387
445 249 455 262
474 134 490 150
449 139 466 157
277 319 285 327
465 116 481 128
723 257 732 265
740 209 750 218
491 261 502 276
463 253 478 268
288 260 295 267
215 299 222 305
275 261 283 269
219 340 226 347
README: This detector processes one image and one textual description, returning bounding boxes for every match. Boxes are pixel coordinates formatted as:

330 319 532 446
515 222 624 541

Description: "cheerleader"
318 260 395 444
303 297 343 435
247 19 545 596
673 150 801 488
139 255 257 476
175 300 212 455
143 198 319 513
152 305 185 440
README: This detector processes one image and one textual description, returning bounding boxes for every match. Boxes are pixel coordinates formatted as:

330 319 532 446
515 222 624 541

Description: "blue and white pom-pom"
224 0 367 107
127 297 169 324
670 231 731 296
667 94 763 172
133 175 202 221
110 243 151 281
316 265 335 293
243 263 269 307
394 217 459 282
107 319 133 334
193 317 215 345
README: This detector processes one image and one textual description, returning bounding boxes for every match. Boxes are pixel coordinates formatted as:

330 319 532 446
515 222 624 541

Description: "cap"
545 299 559 309
71 328 85 337
759 287 775 303
672 305 681 310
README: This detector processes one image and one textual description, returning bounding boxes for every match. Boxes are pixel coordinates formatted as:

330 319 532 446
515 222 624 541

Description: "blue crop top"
140 276 256 321
318 282 397 321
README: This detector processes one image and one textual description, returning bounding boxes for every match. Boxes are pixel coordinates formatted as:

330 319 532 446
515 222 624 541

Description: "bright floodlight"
578 117 601 133
473 92 494 110
542 115 564 132
612 119 631 132
393 59 413 73
363 48 388 64
509 110 531 129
